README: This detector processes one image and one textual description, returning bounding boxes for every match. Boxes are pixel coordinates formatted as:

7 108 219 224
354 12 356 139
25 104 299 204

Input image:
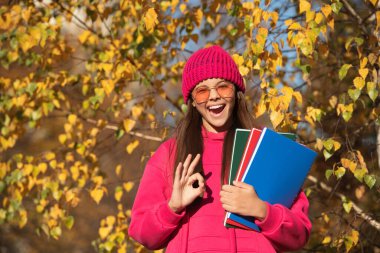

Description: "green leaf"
181 104 188 114
323 139 334 151
364 174 376 189
325 169 333 180
342 111 352 122
368 89 378 102
348 89 361 101
115 129 124 140
0 181 5 193
230 28 238 36
354 37 364 46
323 150 333 160
354 168 366 182
26 82 37 95
331 2 343 14
334 167 346 179
343 201 352 213
64 216 75 230
339 64 352 80
50 226 62 239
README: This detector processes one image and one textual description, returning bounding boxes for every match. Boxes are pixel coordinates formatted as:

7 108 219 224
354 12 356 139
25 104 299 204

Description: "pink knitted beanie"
182 45 245 103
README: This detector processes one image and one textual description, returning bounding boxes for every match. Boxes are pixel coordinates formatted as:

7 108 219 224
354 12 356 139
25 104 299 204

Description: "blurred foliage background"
0 0 379 252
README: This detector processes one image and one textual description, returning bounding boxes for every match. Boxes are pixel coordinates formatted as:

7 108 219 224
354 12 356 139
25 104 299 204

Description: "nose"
208 87 220 101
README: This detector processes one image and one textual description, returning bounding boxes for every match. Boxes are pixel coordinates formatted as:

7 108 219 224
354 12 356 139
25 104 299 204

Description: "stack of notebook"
223 127 317 232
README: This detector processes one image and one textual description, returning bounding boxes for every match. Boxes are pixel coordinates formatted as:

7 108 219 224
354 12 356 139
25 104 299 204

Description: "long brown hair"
174 91 255 184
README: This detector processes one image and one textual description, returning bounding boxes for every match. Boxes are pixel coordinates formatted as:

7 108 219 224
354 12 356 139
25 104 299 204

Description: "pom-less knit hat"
182 45 245 103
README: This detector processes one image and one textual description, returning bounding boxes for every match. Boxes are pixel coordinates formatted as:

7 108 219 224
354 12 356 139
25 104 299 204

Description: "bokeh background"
0 0 379 252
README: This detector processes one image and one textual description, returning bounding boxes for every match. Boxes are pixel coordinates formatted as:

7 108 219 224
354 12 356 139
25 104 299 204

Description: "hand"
220 181 267 221
168 154 205 213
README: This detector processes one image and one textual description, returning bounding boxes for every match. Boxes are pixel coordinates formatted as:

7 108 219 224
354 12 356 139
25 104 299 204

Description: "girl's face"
191 78 236 133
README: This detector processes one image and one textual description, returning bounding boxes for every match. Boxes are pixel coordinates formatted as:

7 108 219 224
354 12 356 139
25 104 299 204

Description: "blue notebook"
228 127 317 231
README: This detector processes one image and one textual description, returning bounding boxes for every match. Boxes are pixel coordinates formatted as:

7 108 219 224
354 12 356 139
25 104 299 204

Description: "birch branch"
85 118 163 142
307 175 380 231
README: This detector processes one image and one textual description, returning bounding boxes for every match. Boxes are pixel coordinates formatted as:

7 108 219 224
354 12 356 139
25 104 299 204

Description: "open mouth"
207 104 226 114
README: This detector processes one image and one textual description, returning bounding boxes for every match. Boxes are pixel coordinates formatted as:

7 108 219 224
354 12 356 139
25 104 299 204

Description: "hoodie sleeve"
128 140 185 250
255 191 312 252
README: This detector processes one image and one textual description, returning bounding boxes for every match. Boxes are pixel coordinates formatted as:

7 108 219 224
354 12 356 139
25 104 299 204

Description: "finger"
221 184 235 193
221 203 235 212
181 154 192 181
187 173 204 187
185 154 201 179
233 180 253 190
174 162 183 184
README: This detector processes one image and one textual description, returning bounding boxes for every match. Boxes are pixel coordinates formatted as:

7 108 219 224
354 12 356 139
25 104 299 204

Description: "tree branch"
341 0 369 34
307 175 380 231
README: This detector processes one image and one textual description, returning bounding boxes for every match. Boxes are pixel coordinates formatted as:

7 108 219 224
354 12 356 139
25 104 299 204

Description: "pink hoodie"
128 129 312 253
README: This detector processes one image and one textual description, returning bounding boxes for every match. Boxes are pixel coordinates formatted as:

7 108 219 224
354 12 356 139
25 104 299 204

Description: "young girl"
128 45 312 253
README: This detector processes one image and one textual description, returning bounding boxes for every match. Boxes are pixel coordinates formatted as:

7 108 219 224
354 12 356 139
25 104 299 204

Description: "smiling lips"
207 104 226 115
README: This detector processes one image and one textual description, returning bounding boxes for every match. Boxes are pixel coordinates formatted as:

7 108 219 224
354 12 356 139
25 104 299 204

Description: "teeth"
208 105 223 110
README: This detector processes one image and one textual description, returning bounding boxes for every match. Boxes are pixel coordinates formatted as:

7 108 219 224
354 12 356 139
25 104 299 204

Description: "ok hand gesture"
168 154 205 213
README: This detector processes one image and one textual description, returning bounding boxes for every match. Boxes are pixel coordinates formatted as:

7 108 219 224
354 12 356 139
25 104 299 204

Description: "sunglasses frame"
191 82 235 104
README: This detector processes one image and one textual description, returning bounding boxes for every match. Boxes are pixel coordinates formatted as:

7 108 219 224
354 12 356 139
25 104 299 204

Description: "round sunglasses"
191 82 235 104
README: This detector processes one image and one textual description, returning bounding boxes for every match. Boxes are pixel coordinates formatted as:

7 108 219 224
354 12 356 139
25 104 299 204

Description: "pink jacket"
128 130 312 253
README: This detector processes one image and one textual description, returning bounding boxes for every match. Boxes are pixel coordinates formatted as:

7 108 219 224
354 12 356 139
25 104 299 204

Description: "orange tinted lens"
216 84 234 97
193 87 210 103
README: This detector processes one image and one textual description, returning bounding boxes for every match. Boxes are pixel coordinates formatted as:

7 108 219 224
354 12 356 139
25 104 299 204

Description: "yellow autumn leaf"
341 158 357 172
333 140 341 151
58 134 67 144
78 30 91 44
38 162 48 173
359 68 368 79
126 140 139 154
281 86 293 101
353 77 365 89
299 0 311 14
360 57 368 69
270 111 284 129
90 188 104 204
238 66 249 76
68 114 77 124
101 79 115 96
293 91 303 104
123 119 136 133
18 209 28 228
255 100 266 118
29 26 42 44
195 8 203 27
256 27 268 47
114 188 123 202
123 181 135 192
306 11 315 23
242 2 254 10
132 105 143 119
315 12 324 24
19 34 36 53
288 22 302 30
321 5 332 18
232 54 244 66
322 236 331 244
179 3 186 13
115 164 122 176
376 11 380 30
143 8 158 33
99 226 112 239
